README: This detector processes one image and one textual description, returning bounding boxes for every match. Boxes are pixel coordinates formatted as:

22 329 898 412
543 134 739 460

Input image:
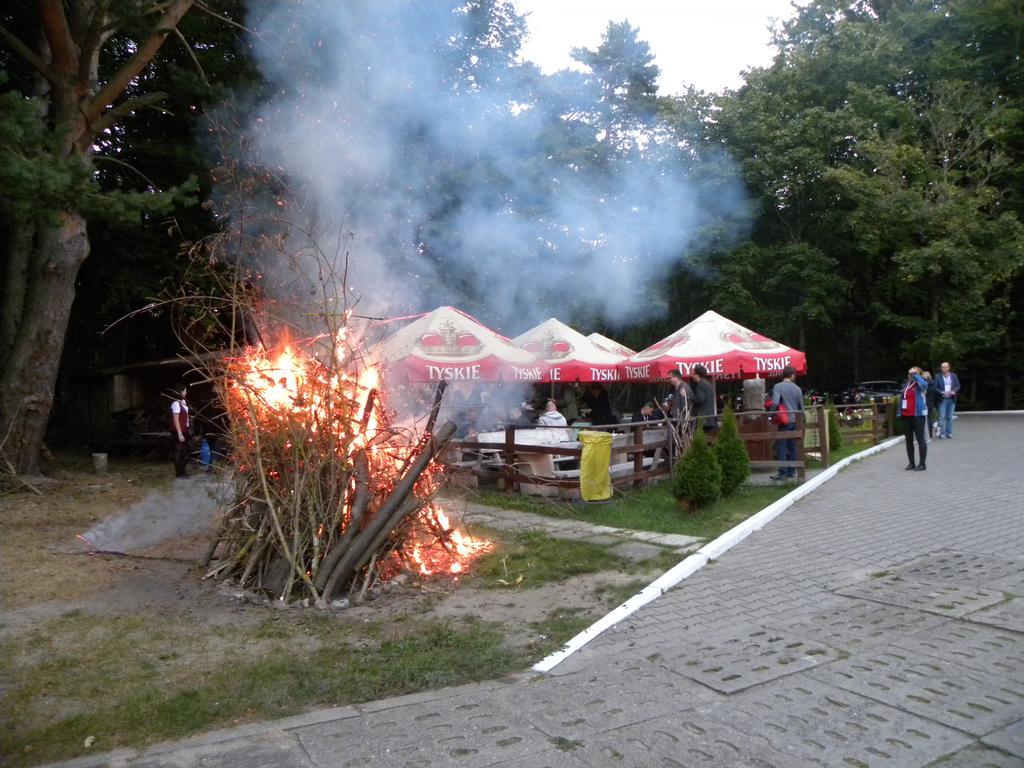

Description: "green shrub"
826 400 843 451
671 429 722 511
714 405 750 496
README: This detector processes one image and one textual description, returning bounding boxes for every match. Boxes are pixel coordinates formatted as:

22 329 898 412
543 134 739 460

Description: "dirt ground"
1 454 662 765
0 455 645 634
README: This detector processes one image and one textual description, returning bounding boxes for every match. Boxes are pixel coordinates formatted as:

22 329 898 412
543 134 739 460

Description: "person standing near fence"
936 361 961 439
769 366 803 481
690 365 718 433
169 383 192 478
900 367 929 471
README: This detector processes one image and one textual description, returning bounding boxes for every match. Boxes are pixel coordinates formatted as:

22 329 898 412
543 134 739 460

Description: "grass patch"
550 736 585 751
527 608 593 655
471 484 791 540
592 577 651 607
0 612 526 767
471 530 626 589
807 443 867 468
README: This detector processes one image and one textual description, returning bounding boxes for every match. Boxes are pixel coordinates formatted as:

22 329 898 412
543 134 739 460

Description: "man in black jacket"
690 365 718 432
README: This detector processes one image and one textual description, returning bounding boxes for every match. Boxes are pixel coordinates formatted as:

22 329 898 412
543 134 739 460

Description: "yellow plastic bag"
578 430 613 501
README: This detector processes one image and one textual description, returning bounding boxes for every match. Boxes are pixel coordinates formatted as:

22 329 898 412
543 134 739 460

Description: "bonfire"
201 321 491 606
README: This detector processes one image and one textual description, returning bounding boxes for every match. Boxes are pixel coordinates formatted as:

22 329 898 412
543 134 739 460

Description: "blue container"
199 438 212 470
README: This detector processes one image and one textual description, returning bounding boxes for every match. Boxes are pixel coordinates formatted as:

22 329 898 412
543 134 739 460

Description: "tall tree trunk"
0 212 89 475
1 221 35 358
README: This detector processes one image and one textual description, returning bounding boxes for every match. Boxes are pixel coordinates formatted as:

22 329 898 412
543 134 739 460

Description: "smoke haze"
233 0 747 333
81 479 226 553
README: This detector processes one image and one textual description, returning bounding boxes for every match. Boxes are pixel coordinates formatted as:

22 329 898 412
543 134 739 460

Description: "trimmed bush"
827 400 843 451
714 405 750 496
671 429 722 511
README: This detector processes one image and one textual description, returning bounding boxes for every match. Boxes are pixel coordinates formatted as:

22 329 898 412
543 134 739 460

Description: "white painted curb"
532 435 903 673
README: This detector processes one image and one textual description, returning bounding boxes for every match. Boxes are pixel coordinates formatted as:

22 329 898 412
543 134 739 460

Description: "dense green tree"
714 405 750 496
671 430 722 511
0 0 201 473
706 0 1024 406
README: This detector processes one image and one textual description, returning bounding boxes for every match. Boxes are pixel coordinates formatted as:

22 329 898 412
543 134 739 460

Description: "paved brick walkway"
51 415 1024 768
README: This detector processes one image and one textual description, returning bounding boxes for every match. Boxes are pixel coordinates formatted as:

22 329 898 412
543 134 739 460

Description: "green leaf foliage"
714 405 750 496
827 401 843 452
671 429 722 510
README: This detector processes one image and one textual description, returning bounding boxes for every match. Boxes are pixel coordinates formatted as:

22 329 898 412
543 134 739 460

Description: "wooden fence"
833 401 890 446
451 420 674 498
448 403 899 498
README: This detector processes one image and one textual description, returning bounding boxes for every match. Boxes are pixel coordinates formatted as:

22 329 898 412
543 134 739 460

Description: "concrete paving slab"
888 550 1024 590
808 650 1024 737
498 657 720 740
766 596 946 654
606 540 667 563
625 531 703 548
129 731 313 768
294 693 548 768
578 534 623 546
573 711 812 767
484 746 591 767
982 720 1024 760
659 625 838 694
835 574 1008 618
892 621 1024 683
967 597 1024 634
925 744 1024 767
702 675 973 767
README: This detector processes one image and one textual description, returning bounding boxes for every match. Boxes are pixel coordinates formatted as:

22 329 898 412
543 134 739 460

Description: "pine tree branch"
80 0 195 134
77 1 113 91
194 1 256 34
37 0 77 76
86 91 170 141
0 22 55 82
172 26 209 85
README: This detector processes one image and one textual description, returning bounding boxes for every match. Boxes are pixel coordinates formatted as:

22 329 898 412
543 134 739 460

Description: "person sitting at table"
537 399 568 428
508 403 535 428
537 399 571 441
583 383 618 425
631 401 656 423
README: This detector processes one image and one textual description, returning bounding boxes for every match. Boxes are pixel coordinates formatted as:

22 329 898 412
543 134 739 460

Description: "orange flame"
224 332 490 583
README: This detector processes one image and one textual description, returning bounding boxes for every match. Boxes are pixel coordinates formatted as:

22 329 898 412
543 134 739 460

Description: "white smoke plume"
229 0 747 332
80 479 227 553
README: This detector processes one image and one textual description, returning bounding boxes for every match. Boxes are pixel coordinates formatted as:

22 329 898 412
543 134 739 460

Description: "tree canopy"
1 0 1022 473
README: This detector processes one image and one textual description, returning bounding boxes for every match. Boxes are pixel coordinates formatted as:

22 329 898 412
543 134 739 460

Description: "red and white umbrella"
622 310 806 381
586 332 636 359
379 306 546 382
513 318 625 383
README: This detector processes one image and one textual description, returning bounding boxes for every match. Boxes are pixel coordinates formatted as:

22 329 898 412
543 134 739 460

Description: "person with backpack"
769 366 803 481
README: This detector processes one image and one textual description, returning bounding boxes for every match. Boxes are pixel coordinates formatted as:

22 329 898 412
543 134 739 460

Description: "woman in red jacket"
901 367 929 471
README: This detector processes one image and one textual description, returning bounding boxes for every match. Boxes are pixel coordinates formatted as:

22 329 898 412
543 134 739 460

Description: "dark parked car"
840 380 902 405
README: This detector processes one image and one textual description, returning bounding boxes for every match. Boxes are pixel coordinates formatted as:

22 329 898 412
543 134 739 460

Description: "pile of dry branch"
200 329 468 605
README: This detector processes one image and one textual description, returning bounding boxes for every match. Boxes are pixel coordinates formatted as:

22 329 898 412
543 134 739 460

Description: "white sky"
513 0 810 94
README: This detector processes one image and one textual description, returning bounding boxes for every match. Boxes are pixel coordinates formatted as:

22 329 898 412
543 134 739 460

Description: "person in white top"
537 399 571 441
169 383 191 477
936 361 961 439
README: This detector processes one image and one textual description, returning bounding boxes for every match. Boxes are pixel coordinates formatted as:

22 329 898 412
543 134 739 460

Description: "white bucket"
91 452 108 474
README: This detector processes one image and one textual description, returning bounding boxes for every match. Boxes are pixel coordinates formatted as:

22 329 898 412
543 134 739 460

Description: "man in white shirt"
936 362 961 439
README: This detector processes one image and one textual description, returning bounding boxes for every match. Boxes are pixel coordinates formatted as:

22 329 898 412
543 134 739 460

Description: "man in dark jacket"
690 365 718 432
631 402 656 423
664 370 693 424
